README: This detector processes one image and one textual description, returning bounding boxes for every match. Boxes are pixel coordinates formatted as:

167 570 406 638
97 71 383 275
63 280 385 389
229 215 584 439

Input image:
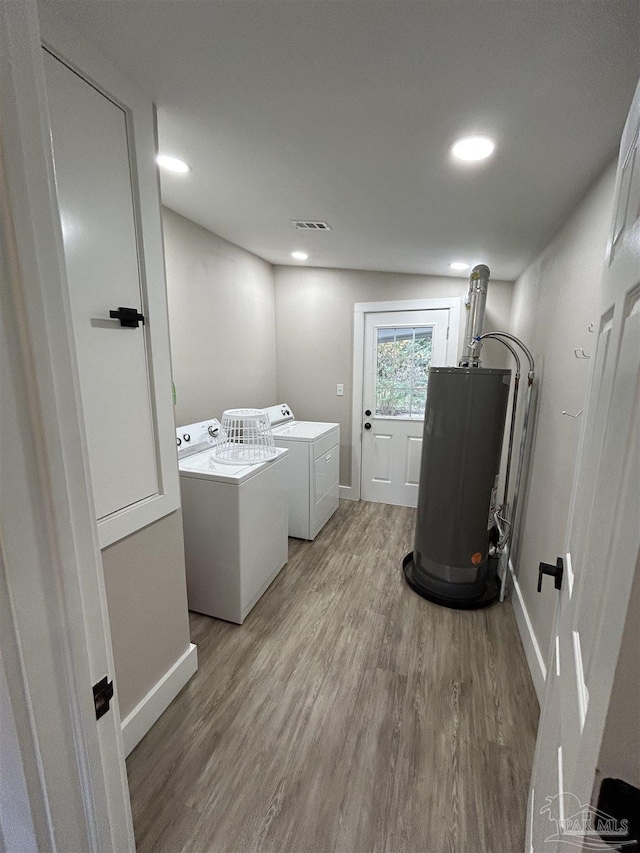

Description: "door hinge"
93 676 114 720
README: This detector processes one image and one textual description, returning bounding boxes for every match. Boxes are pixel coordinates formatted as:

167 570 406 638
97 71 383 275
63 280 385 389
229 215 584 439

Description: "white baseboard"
508 561 547 704
121 642 198 756
339 485 358 501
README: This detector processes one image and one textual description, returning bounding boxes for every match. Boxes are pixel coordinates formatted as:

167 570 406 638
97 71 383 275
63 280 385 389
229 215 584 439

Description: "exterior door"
361 309 450 506
528 79 640 852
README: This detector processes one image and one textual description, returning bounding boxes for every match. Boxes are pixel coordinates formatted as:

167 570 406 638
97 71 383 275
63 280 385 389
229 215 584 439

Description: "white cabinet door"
40 21 180 547
44 50 158 520
361 309 451 506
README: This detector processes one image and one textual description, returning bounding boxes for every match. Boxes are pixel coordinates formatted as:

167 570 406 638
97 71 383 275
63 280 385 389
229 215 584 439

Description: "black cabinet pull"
365 409 372 416
364 422 372 430
538 557 564 592
109 307 145 328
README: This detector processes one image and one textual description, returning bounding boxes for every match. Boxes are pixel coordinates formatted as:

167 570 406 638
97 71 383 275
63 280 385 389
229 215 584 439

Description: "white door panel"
371 433 392 482
361 309 452 506
44 51 159 521
565 315 613 579
405 436 422 486
529 80 640 851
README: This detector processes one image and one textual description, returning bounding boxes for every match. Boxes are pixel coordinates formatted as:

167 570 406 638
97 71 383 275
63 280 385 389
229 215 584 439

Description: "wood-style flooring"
127 500 539 853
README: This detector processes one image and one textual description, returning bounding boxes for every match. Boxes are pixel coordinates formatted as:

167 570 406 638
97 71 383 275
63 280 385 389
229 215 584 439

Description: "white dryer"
176 418 289 624
263 404 340 540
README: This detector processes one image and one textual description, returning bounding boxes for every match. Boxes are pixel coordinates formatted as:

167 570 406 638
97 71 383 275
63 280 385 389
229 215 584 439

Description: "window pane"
411 388 427 416
375 325 434 418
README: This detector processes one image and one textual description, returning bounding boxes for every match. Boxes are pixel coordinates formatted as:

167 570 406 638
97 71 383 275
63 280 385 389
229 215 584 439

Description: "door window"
375 326 433 418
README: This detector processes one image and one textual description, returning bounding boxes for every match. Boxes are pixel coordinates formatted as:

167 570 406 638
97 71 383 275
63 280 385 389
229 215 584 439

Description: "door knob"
364 422 371 430
365 409 371 416
538 557 564 592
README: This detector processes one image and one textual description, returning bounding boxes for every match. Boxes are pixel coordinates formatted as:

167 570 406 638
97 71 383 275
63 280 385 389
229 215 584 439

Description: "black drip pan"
402 552 499 610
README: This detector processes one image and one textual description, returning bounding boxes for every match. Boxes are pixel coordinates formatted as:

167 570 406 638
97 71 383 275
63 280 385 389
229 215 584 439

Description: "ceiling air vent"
292 220 332 231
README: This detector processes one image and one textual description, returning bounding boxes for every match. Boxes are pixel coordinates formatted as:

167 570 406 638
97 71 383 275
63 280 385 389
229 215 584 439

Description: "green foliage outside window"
376 327 433 418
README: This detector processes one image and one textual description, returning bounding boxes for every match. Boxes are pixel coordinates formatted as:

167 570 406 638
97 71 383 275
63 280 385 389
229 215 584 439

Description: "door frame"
1 3 134 850
350 298 462 501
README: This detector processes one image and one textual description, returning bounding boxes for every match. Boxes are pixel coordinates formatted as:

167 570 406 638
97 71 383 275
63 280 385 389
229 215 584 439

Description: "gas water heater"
403 265 514 609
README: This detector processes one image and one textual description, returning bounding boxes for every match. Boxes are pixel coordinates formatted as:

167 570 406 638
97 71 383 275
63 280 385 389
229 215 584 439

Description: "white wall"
508 161 617 688
274 266 514 487
163 207 277 425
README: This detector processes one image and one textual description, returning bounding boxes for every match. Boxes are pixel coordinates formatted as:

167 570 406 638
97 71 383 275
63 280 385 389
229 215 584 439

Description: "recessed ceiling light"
156 154 191 174
451 136 495 162
291 251 308 260
450 262 470 271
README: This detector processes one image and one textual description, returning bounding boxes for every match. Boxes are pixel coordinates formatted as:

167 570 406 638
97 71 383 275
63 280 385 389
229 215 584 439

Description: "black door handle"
538 557 564 592
109 307 145 328
364 422 371 430
365 409 372 416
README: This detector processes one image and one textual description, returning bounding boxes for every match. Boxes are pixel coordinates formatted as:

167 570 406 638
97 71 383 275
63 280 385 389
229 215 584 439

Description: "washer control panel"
176 418 224 460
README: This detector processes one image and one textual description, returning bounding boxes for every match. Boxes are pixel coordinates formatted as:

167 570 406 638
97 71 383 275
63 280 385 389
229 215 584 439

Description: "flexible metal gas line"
509 371 535 559
481 334 521 374
480 334 521 516
471 331 536 601
474 331 535 376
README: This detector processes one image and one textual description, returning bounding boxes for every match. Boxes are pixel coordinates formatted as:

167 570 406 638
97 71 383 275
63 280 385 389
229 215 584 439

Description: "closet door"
41 30 180 547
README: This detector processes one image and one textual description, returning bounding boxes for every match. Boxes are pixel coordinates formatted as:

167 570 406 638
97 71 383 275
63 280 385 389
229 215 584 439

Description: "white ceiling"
44 1 640 280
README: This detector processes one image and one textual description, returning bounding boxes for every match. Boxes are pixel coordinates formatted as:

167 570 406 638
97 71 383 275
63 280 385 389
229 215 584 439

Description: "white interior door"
361 309 450 506
528 79 640 852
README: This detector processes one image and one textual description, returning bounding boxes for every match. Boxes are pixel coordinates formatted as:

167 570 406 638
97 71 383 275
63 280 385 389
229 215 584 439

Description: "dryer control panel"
264 403 294 427
176 419 224 460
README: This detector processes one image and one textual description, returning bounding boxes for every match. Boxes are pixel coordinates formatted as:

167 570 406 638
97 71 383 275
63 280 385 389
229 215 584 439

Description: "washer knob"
183 433 191 442
208 425 219 438
176 437 182 446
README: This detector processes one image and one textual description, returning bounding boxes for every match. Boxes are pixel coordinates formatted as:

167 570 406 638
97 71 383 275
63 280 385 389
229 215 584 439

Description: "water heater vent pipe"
460 264 490 367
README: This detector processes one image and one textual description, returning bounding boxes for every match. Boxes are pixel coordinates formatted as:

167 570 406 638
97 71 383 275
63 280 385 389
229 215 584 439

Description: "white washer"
176 418 289 624
263 404 340 540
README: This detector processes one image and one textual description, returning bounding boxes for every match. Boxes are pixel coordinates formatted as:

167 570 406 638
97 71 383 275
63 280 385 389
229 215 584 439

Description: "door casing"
0 3 134 850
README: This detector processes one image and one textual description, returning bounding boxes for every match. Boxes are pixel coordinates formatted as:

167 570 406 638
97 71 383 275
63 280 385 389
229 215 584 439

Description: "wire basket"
213 408 278 465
